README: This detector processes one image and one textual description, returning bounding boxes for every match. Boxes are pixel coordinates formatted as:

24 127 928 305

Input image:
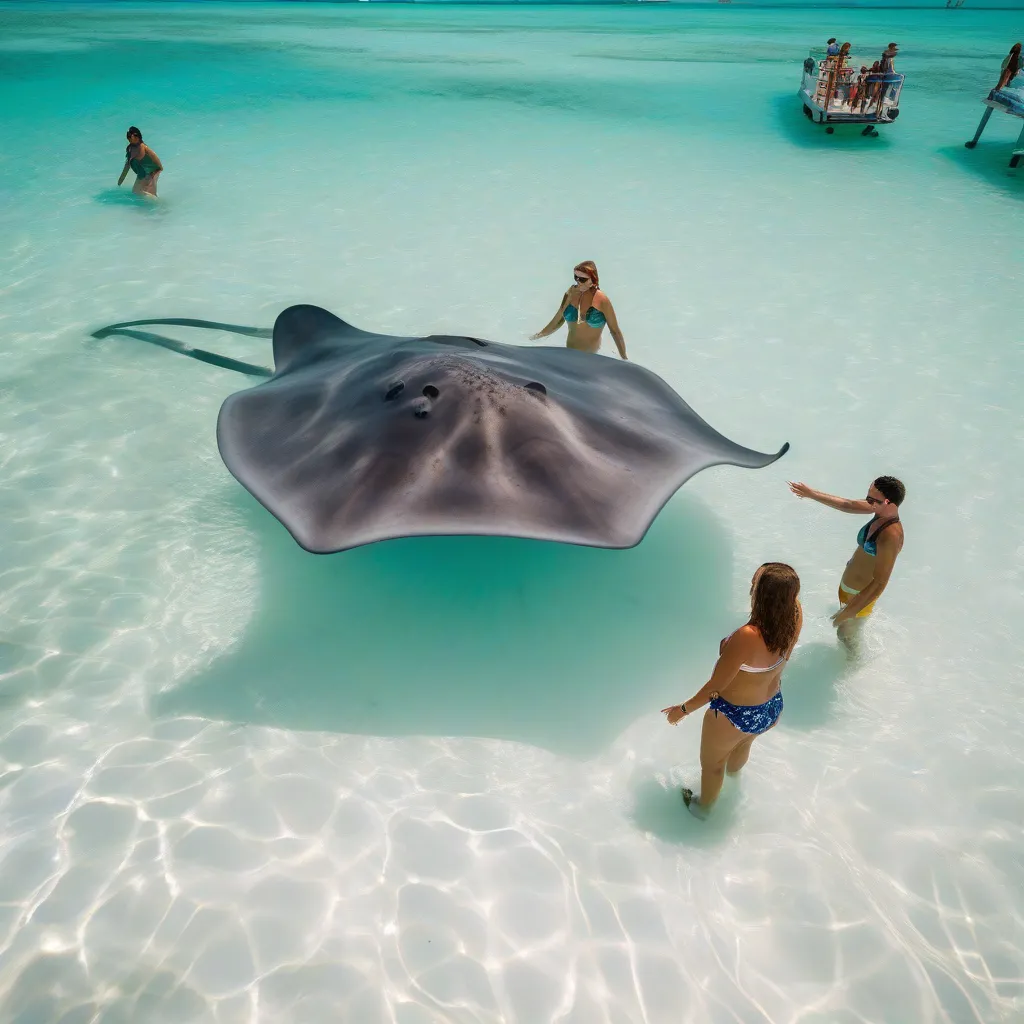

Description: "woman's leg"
726 736 756 775
694 709 744 811
133 174 158 197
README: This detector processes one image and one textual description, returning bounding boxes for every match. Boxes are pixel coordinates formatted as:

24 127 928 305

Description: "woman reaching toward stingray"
530 260 628 359
118 126 163 198
663 563 802 818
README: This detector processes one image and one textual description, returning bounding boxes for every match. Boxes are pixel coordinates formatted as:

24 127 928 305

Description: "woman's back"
721 604 802 706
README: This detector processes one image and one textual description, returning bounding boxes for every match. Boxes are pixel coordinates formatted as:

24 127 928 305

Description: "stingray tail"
90 318 273 377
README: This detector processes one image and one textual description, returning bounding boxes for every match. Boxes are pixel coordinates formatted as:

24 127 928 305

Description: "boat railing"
804 56 904 114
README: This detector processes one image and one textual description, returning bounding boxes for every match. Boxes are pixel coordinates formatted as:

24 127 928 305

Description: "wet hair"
887 42 898 49
126 126 143 158
827 38 836 44
749 563 801 657
573 260 599 287
840 42 851 54
1008 43 1022 78
873 475 906 506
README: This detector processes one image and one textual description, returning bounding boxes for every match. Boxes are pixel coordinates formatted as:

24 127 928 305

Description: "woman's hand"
831 606 854 626
788 481 816 499
529 332 543 341
661 704 687 725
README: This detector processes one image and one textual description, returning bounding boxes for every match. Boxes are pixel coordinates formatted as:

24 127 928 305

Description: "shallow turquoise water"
1 4 1023 1022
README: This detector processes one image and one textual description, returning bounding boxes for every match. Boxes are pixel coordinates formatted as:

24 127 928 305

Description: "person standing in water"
118 126 163 198
788 475 905 646
530 261 628 360
663 563 802 819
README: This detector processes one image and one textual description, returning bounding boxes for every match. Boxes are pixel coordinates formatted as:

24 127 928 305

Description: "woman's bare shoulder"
728 623 761 649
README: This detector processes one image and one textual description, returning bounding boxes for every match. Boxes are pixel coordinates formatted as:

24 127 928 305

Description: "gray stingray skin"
215 305 789 553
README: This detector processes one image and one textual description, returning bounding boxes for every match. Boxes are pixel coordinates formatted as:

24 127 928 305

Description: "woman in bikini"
117 126 163 198
530 260 628 359
663 563 802 818
788 475 905 648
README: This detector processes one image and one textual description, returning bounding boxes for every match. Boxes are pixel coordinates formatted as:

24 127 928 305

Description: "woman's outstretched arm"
530 292 570 340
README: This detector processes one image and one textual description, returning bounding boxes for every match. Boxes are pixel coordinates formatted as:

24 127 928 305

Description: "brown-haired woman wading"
118 126 163 198
663 563 802 818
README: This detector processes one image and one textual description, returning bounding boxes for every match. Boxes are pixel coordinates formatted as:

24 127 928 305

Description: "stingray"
91 306 789 553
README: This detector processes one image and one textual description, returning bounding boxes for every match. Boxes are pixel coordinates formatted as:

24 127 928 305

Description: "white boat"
964 78 1024 167
798 50 905 136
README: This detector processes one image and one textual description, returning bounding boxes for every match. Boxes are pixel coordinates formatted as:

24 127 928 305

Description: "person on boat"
880 43 899 74
530 261 628 360
858 61 882 112
833 43 853 102
826 38 840 58
849 65 869 110
788 475 905 645
662 563 802 819
996 43 1022 91
117 126 163 198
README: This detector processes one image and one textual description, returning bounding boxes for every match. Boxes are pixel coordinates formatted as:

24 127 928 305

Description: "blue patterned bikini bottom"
709 691 783 735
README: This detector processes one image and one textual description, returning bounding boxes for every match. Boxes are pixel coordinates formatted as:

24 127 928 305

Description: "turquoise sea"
1 3 1023 1022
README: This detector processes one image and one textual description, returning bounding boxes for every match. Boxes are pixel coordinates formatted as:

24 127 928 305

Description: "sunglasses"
573 274 591 284
865 495 885 505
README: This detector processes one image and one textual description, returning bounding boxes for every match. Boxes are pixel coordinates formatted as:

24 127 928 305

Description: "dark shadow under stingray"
152 490 732 760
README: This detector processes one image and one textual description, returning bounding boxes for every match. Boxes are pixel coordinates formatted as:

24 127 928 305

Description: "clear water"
1 3 1023 1022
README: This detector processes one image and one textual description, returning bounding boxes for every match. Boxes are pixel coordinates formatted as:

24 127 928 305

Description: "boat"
964 77 1024 167
798 50 905 136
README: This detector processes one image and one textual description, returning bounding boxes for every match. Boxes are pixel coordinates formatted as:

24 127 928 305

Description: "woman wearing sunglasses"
117 126 163 198
530 260 628 360
788 475 905 643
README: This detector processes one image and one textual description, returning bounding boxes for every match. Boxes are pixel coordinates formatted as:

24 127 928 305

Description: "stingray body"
93 305 789 553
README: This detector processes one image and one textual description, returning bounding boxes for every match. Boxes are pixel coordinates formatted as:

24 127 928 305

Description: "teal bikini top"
563 303 606 328
128 148 159 178
857 516 899 556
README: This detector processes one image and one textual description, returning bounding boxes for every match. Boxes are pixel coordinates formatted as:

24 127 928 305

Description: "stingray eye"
524 382 547 397
384 381 405 401
422 385 439 399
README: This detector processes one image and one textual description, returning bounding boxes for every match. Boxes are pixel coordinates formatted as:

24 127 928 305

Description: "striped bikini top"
725 629 786 673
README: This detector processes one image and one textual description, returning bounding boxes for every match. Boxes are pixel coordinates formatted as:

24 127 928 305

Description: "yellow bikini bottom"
838 582 876 618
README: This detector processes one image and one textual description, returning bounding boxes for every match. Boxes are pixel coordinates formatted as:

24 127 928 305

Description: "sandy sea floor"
0 3 1023 1022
